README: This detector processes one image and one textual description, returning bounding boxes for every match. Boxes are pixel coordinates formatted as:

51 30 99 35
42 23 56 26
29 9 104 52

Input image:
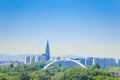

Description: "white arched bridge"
43 58 86 70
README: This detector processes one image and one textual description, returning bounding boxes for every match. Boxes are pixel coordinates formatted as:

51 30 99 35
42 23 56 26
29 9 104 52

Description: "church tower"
45 40 50 61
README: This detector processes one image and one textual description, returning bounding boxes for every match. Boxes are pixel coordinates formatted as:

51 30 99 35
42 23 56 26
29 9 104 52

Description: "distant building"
45 40 50 61
118 59 120 67
25 56 31 64
110 71 120 78
31 56 35 63
94 58 116 68
0 61 24 66
36 55 46 62
64 57 117 68
86 57 94 66
25 41 51 64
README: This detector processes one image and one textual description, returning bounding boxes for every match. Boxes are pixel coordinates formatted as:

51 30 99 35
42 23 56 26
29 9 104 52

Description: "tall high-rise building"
25 56 31 64
86 57 94 66
45 40 50 61
31 56 35 63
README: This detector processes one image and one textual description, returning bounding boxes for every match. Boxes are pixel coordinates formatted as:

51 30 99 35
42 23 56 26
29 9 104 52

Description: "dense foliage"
108 67 120 71
0 62 119 80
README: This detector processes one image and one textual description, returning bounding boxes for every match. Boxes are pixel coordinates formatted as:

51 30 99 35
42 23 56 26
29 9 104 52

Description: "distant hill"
0 54 27 62
51 55 84 59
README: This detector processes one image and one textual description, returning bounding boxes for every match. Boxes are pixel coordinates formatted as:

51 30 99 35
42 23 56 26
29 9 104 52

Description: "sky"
0 0 120 58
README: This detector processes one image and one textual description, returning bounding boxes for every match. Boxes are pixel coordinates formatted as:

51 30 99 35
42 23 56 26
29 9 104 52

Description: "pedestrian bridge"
43 58 86 70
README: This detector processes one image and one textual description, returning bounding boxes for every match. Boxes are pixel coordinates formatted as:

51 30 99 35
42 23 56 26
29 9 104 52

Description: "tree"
0 73 8 80
9 64 14 68
52 72 64 80
18 71 30 80
61 67 93 80
92 63 101 69
31 70 51 80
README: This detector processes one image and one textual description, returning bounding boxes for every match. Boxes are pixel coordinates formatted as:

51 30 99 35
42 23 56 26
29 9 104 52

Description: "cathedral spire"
46 40 50 61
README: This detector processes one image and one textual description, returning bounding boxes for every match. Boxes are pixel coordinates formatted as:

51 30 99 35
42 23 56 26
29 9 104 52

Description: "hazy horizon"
0 0 120 58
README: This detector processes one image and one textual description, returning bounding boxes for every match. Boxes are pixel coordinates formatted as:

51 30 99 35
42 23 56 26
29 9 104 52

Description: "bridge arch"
43 59 86 70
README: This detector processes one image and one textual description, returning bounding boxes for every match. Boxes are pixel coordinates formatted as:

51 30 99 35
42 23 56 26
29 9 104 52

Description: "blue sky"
0 0 120 58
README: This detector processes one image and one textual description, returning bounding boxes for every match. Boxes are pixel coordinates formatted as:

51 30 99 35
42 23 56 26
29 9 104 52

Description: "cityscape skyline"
0 0 120 58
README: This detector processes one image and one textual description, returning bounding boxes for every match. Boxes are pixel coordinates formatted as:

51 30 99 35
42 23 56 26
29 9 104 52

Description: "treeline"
0 62 119 80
